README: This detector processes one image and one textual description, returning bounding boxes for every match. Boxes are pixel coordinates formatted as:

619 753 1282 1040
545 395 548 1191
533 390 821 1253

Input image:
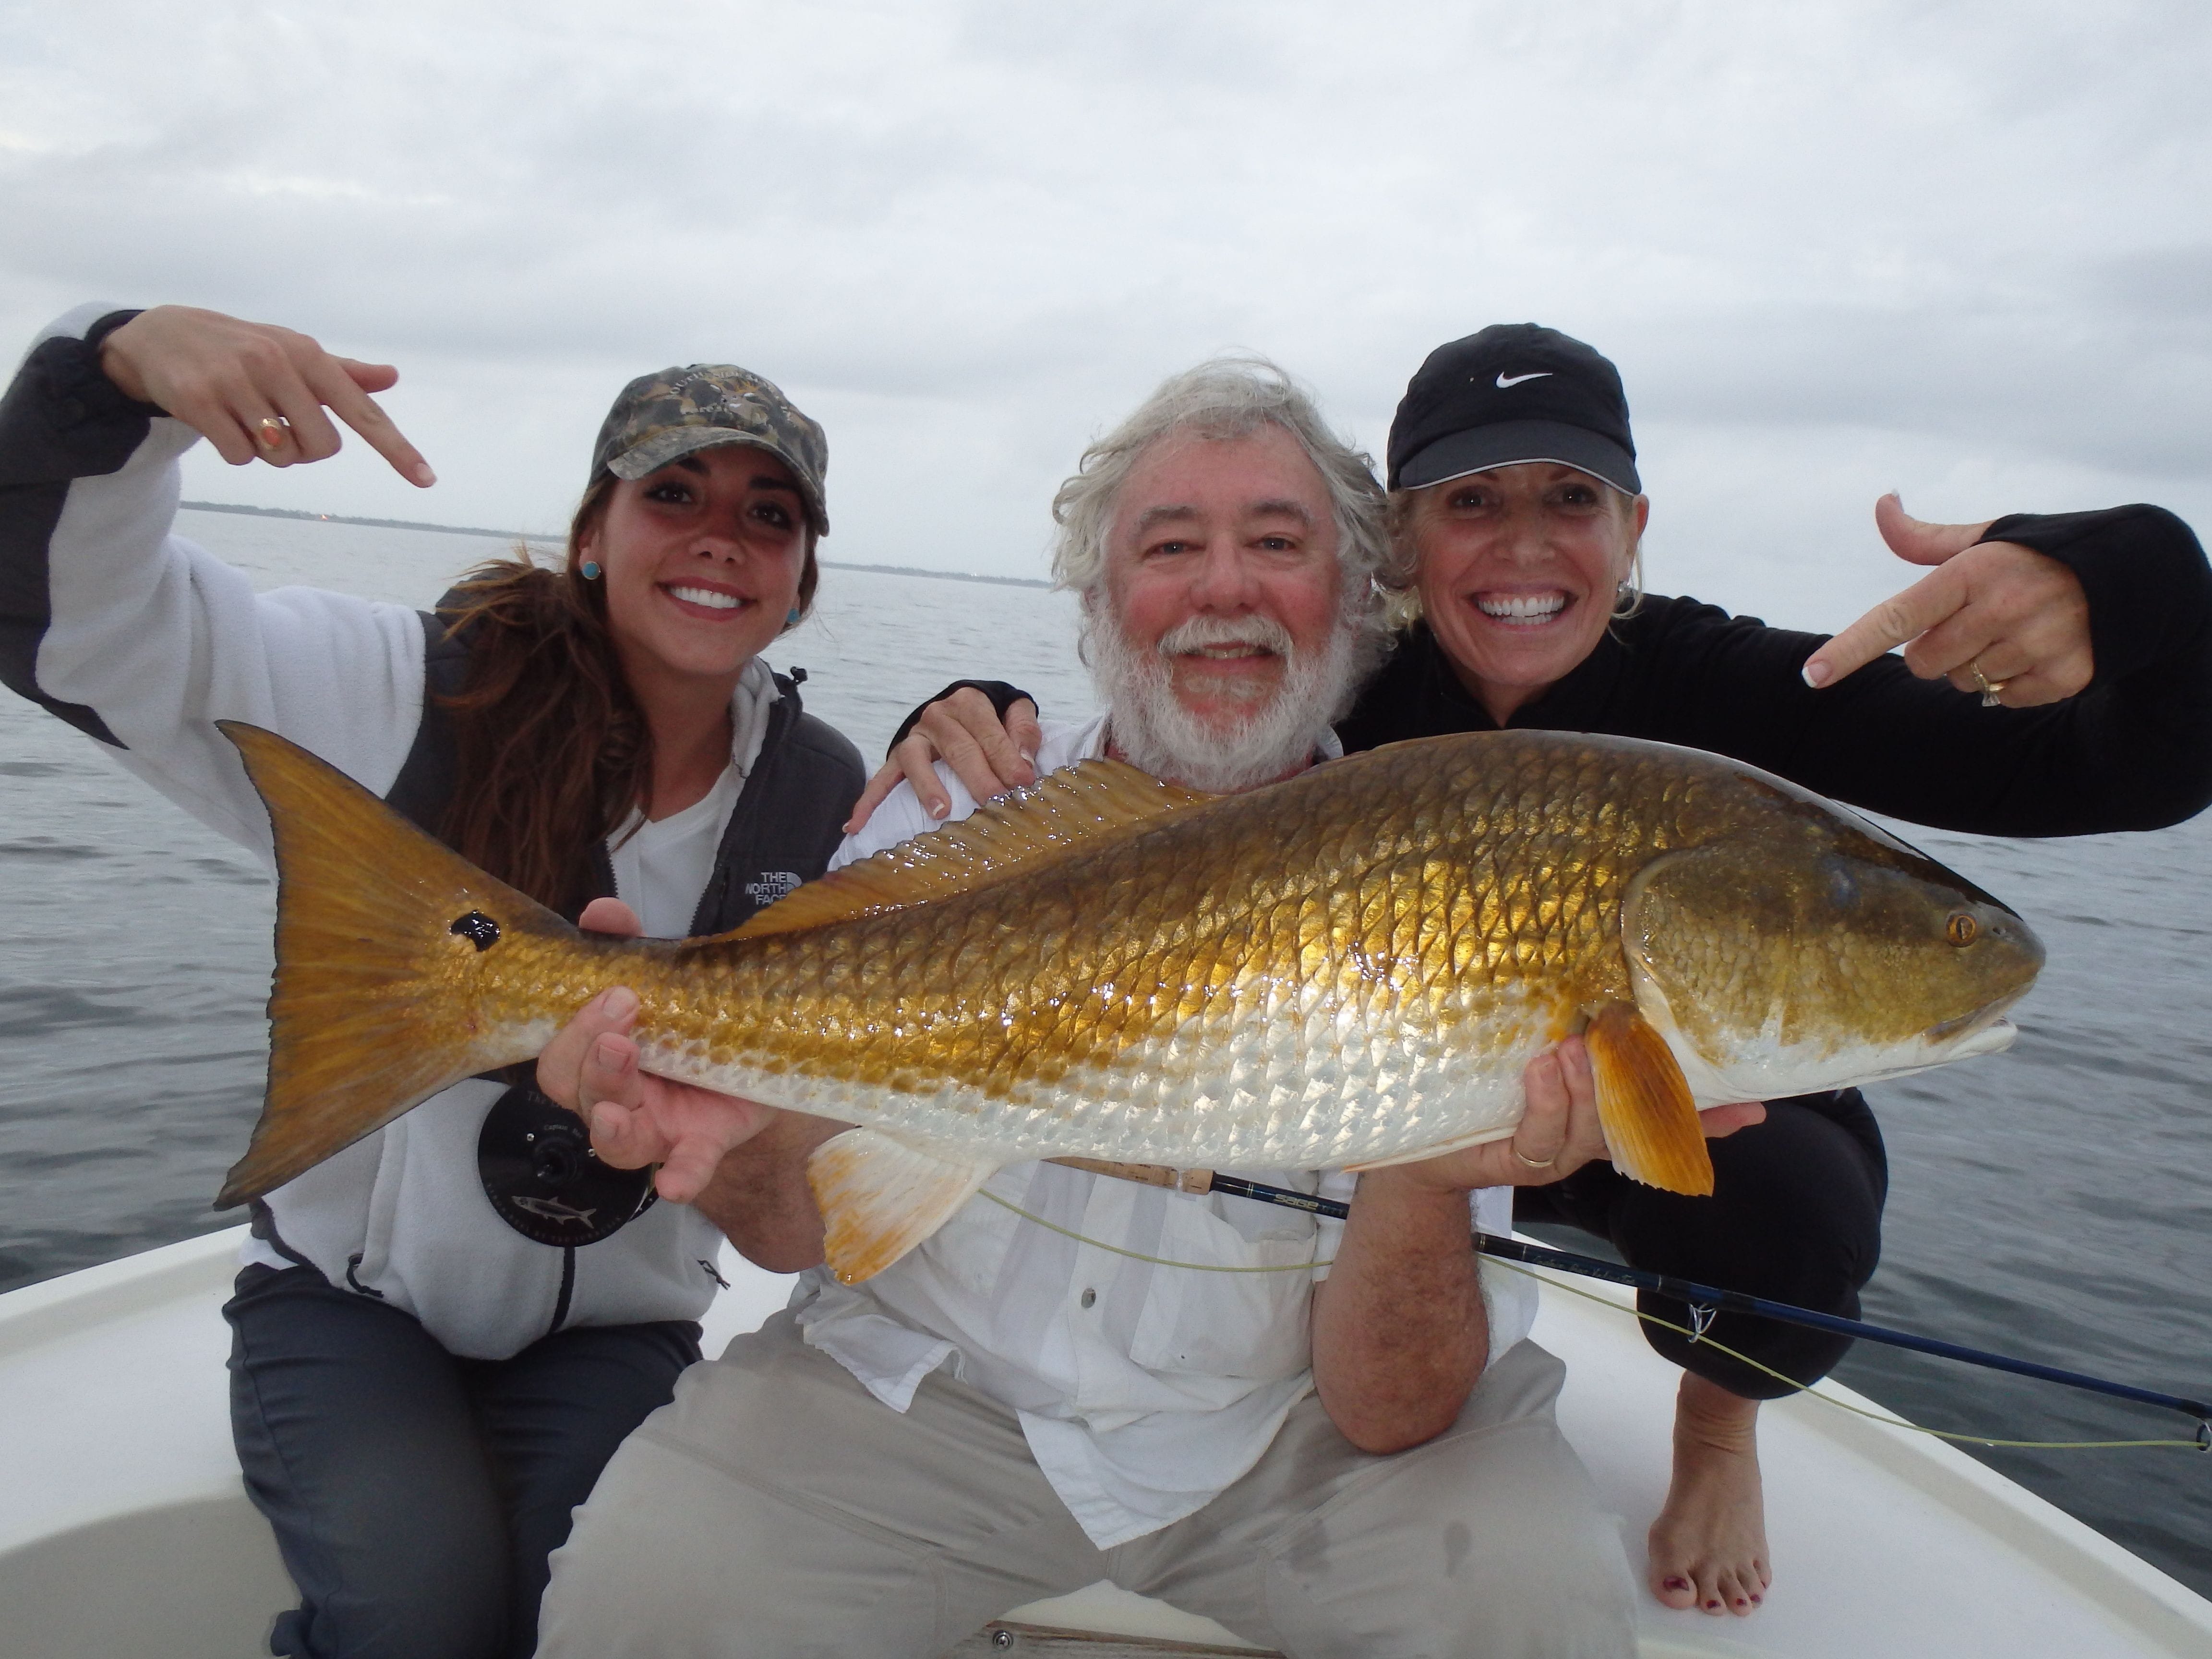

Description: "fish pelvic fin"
214 722 575 1209
729 758 1214 939
1586 1002 1715 1196
807 1128 1000 1284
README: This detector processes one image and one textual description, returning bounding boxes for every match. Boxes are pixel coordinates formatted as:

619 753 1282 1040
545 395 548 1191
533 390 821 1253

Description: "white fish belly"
634 985 1549 1170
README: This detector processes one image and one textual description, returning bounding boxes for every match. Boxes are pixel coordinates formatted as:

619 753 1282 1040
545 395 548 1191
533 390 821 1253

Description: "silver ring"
1514 1147 1558 1170
1970 659 2009 708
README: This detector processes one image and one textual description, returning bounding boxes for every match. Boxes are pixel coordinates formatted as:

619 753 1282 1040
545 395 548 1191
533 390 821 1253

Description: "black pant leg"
1515 1091 1887 1400
225 1264 510 1659
464 1318 701 1659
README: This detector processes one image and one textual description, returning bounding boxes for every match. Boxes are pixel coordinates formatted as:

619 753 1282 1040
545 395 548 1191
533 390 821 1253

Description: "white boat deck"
0 1228 2205 1658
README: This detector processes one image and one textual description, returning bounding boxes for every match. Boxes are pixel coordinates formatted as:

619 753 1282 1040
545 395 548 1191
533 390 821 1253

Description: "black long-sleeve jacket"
1335 506 2212 836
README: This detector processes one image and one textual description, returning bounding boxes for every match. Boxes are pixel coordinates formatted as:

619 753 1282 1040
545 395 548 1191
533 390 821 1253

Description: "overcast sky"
6 0 2208 630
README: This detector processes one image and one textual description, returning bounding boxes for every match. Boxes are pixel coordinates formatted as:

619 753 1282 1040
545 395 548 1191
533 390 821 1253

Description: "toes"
1712 1563 1769 1615
1651 1571 1697 1610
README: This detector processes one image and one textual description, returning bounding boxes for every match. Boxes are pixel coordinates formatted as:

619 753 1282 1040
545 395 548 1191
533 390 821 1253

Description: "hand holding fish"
535 899 781 1204
1800 493 2092 705
97 305 436 487
1374 1041 1769 1197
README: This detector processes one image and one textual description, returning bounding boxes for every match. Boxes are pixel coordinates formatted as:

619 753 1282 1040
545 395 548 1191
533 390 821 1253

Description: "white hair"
1049 357 1411 629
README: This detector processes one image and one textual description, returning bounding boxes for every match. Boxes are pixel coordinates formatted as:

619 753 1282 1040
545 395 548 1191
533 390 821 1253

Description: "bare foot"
1647 1373 1771 1617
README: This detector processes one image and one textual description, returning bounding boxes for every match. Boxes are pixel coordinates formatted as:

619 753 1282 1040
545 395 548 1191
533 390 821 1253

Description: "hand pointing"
1799 494 2092 707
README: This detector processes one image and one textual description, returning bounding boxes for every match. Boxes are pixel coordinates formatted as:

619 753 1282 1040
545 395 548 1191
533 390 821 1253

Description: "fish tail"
215 721 578 1208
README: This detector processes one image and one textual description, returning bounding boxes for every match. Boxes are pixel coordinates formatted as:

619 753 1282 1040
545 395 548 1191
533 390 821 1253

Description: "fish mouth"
1925 1014 2018 1060
1923 983 2030 1051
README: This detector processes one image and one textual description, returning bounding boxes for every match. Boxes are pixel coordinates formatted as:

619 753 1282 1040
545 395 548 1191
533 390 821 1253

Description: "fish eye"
1945 912 1979 947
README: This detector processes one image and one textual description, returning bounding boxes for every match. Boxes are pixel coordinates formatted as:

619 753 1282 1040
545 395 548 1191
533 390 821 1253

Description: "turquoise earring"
580 560 602 580
785 606 801 625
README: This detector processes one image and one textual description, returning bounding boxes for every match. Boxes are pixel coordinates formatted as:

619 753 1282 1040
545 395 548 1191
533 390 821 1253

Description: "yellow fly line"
978 1188 1331 1272
980 1188 2204 1454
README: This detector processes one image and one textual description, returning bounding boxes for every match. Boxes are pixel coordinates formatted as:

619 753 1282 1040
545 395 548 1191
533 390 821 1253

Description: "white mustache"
1154 613 1297 659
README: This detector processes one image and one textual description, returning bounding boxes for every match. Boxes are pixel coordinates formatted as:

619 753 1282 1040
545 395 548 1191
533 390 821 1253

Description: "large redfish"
215 722 2042 1283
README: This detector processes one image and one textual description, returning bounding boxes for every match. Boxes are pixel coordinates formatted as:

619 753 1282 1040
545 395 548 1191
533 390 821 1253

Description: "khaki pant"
538 1313 1635 1659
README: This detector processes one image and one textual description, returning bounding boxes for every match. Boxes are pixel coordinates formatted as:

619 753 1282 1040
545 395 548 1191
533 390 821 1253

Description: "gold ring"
1969 659 2009 708
256 417 289 449
1514 1147 1558 1170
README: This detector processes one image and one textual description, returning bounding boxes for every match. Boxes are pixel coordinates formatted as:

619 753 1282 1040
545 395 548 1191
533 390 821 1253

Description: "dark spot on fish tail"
450 911 502 951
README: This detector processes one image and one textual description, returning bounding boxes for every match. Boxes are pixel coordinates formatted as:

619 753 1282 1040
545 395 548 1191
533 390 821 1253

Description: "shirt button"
1080 1287 1097 1309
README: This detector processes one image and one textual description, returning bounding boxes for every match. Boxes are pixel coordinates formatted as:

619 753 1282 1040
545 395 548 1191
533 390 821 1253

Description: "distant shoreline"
178 500 1054 590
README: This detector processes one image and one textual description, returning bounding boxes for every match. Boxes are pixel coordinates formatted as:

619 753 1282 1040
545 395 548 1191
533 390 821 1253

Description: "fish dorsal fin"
1585 1002 1715 1196
727 758 1214 940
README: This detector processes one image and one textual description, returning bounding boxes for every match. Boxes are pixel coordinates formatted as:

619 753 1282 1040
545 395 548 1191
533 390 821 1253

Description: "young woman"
0 304 865 1659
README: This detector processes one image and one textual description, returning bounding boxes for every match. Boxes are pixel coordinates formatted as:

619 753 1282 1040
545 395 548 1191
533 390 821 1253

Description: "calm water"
2 510 2207 1595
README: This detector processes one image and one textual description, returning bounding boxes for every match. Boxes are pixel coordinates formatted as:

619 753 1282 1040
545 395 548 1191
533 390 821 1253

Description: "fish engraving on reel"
476 1078 657 1247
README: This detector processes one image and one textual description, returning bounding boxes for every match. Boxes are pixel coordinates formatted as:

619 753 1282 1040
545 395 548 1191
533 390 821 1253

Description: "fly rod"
1052 1158 2212 1441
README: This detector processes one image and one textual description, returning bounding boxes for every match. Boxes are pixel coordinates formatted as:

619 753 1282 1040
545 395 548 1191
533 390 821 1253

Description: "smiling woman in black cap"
0 303 866 1659
862 321 2212 1623
1342 322 2212 1623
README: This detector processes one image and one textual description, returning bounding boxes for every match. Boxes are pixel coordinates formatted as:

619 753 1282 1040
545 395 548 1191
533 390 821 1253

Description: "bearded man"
531 361 1642 1659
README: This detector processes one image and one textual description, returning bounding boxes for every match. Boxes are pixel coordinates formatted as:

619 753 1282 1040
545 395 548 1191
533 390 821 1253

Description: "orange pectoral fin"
1585 1003 1714 1196
807 1129 1000 1284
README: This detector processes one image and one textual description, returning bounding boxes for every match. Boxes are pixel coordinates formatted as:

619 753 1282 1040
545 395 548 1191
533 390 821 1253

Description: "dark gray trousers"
225 1263 699 1659
1516 1088 1887 1397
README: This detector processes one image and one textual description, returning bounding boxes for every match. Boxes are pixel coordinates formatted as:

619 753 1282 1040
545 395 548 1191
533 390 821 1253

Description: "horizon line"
177 500 1056 591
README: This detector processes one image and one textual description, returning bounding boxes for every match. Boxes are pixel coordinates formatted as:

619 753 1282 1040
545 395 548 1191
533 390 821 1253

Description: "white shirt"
607 657 780 937
793 715 1537 1548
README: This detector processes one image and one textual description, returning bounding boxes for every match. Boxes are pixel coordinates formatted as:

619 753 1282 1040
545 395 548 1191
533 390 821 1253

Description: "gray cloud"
3 0 2207 620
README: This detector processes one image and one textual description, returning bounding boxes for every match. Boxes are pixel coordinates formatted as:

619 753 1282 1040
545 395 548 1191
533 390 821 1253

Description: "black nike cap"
1386 323 1640 496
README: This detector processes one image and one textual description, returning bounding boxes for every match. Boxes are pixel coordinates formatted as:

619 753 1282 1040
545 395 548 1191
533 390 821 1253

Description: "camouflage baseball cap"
589 365 829 534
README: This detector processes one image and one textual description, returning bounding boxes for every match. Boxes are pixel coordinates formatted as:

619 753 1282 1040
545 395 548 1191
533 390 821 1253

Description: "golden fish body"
216 724 2043 1281
623 736 1710 1171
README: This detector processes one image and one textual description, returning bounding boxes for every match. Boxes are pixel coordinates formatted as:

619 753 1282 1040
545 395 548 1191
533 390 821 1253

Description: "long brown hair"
433 473 823 917
434 475 637 915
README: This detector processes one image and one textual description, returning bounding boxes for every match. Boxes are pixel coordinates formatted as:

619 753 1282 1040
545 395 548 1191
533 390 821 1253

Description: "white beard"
1087 608 1363 793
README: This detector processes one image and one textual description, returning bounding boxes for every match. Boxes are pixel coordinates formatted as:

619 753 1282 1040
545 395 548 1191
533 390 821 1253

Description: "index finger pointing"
301 355 437 487
1801 564 1964 689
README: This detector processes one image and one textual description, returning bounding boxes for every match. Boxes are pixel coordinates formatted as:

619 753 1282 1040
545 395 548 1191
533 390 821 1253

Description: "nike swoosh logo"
1495 371 1552 388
